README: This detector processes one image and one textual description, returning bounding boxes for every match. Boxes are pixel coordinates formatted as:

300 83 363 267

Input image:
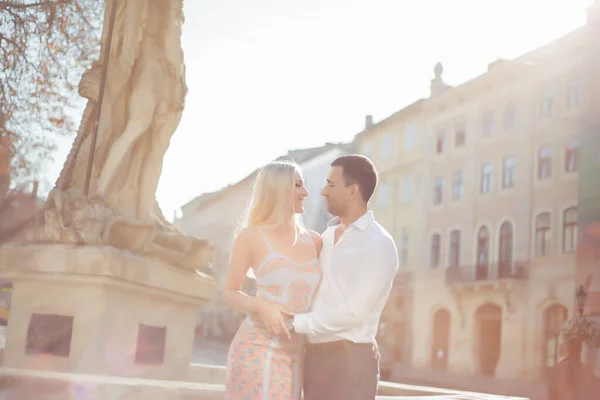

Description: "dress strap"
307 231 318 258
256 228 275 253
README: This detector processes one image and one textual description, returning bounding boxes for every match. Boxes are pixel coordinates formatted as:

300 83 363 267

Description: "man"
286 155 398 400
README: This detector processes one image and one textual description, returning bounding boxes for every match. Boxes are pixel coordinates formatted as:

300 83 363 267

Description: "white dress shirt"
294 211 398 344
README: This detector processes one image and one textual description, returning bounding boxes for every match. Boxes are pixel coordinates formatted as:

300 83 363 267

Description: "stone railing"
445 261 529 284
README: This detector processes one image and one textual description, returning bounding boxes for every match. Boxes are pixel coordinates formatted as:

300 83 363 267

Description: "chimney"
365 115 373 130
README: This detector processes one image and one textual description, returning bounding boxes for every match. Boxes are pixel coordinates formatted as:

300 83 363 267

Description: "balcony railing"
445 261 529 284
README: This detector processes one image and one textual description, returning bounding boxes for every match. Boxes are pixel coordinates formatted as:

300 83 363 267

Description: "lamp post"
576 285 587 318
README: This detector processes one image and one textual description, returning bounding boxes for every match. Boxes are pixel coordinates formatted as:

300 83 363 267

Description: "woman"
223 160 322 400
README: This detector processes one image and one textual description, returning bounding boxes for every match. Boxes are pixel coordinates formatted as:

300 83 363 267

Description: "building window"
404 123 416 150
565 137 580 173
480 163 493 194
382 133 392 158
567 78 582 109
504 103 517 130
538 146 553 180
498 221 513 266
377 183 390 209
482 111 494 137
449 230 461 268
433 177 444 205
563 207 578 254
452 171 463 201
454 122 466 147
540 88 555 117
400 228 409 267
476 226 490 267
503 156 516 188
544 305 568 370
436 131 445 154
431 234 441 268
401 175 413 203
535 212 551 257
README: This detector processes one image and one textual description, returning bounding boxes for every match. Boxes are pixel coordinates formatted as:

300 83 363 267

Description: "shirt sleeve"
293 235 398 335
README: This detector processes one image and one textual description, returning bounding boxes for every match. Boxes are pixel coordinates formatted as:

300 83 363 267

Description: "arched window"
563 207 578 254
476 227 490 279
431 234 441 268
449 230 461 268
477 227 490 267
498 221 513 266
535 213 551 257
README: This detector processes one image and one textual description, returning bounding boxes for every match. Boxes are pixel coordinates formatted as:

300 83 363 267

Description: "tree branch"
0 33 19 49
0 1 67 11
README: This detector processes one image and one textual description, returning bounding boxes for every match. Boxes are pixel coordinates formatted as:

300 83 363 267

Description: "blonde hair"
241 160 306 240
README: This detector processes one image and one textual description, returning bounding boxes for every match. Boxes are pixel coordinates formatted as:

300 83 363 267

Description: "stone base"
0 244 217 381
0 368 223 400
188 363 226 385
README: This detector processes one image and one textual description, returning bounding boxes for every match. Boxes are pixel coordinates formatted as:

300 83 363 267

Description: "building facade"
354 102 425 368
577 0 600 378
411 28 585 383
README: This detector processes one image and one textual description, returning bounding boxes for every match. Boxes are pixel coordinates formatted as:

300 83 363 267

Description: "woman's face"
292 171 308 214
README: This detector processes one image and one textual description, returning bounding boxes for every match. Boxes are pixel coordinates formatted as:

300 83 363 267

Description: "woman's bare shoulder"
307 230 323 253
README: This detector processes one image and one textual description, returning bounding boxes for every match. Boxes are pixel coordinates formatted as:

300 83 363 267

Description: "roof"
183 142 352 214
355 99 425 140
281 141 354 164
426 26 585 106
180 169 257 213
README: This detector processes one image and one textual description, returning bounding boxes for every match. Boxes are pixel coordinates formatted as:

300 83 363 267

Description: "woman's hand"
253 298 293 338
373 340 381 360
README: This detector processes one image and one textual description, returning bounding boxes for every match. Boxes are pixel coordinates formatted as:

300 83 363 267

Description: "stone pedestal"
0 244 217 381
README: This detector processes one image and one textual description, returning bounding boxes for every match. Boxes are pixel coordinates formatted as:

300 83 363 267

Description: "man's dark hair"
331 155 378 203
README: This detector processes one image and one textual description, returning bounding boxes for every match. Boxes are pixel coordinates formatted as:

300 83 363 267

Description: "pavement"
191 338 533 399
192 338 230 366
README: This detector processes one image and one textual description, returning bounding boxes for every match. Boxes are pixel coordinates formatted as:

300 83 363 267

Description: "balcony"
445 261 529 285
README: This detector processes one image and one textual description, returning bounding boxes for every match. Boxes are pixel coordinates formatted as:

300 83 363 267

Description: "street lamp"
576 285 587 318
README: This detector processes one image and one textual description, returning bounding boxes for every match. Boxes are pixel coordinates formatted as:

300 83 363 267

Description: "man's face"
321 166 352 216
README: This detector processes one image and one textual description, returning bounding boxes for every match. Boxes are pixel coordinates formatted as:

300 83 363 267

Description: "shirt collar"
326 211 374 232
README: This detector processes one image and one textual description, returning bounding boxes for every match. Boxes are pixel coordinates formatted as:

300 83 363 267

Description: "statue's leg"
95 90 158 196
137 110 182 221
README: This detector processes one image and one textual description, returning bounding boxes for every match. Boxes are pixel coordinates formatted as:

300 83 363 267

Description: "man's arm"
293 236 398 335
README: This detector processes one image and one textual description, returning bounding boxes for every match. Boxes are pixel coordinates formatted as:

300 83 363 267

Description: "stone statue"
26 0 212 273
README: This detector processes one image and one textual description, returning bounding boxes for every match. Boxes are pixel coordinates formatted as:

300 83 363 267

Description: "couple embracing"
223 155 399 400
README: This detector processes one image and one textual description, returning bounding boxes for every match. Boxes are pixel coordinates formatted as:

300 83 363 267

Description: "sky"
45 0 592 220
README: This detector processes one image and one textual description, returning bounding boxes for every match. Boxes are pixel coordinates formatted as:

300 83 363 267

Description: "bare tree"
0 0 102 189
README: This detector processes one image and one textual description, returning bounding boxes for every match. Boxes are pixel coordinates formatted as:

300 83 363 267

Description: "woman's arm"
223 227 290 336
223 227 256 312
